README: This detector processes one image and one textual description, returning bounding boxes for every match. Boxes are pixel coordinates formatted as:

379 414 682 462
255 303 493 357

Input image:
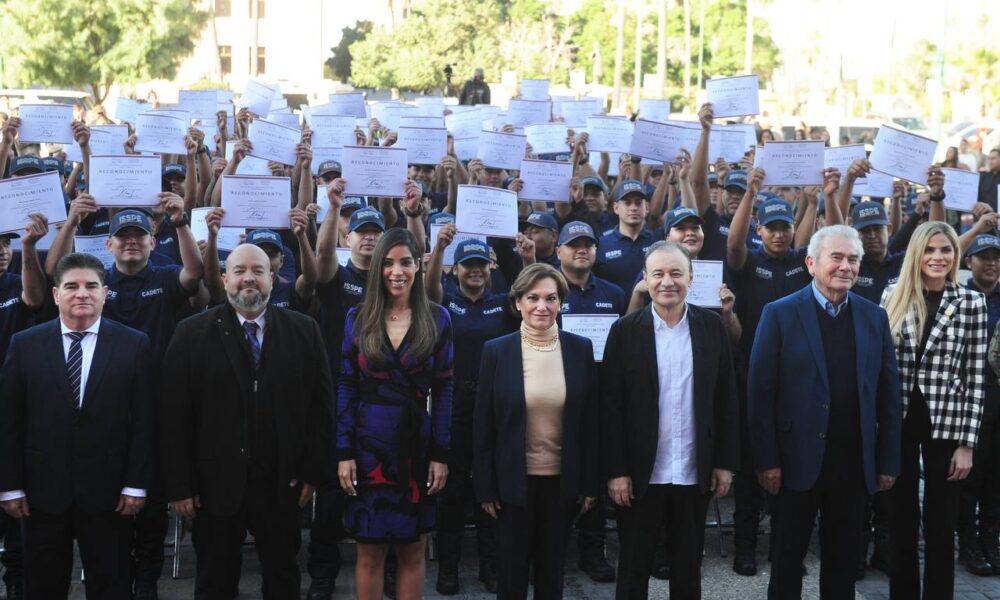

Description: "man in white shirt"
602 240 740 599
0 252 153 599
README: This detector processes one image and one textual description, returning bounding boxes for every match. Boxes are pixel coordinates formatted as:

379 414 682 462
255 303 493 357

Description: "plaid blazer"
881 281 987 447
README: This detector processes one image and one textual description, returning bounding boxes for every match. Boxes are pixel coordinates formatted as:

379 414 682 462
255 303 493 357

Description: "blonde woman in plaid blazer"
881 219 988 599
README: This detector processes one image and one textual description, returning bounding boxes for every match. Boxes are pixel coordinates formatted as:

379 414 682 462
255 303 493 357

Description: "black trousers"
734 364 766 550
0 510 23 586
768 440 868 600
615 484 710 600
192 475 303 600
575 495 608 559
22 506 134 599
495 476 575 600
307 481 345 581
889 400 961 600
958 385 1000 532
132 500 168 588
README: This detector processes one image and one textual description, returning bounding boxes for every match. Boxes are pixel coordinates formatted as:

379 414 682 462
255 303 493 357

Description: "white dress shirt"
237 310 267 347
649 304 698 485
0 318 145 502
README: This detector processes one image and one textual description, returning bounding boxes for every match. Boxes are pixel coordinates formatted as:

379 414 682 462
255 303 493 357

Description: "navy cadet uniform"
436 239 517 591
521 211 562 270
558 221 626 316
850 202 905 305
308 207 385 591
730 198 812 562
563 176 619 236
959 235 1000 567
243 229 307 313
595 180 660 295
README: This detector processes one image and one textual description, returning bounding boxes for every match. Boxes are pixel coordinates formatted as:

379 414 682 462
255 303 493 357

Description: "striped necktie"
66 331 87 410
243 321 261 368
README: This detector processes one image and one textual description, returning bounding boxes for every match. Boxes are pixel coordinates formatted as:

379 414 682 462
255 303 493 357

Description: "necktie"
243 321 261 368
66 331 87 410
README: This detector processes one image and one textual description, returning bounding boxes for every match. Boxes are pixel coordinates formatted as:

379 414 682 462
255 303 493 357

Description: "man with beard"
160 243 333 598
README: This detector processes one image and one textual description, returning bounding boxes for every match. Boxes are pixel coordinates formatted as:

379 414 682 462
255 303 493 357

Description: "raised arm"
927 166 946 223
201 207 226 305
291 207 319 306
18 214 49 309
817 168 843 227
402 181 427 256
315 179 344 283
70 121 91 189
183 134 199 213
160 192 204 291
691 103 714 216
426 224 456 304
0 118 20 178
727 168 764 271
793 184 820 249
45 194 98 276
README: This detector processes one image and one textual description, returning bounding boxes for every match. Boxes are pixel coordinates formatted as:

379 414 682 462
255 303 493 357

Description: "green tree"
327 21 373 83
1 0 208 102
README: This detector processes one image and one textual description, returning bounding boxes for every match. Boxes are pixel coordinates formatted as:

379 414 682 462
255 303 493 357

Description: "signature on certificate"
477 216 498 228
246 207 268 220
366 177 385 190
38 127 55 137
115 186 137 198
781 168 803 180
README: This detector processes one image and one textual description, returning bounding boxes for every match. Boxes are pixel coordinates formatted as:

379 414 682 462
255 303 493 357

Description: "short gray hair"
807 225 864 263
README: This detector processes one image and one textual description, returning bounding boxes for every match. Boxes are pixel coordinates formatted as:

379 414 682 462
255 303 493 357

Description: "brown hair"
508 263 569 313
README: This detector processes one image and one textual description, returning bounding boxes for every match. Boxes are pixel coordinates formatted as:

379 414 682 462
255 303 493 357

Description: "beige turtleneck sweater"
520 321 567 475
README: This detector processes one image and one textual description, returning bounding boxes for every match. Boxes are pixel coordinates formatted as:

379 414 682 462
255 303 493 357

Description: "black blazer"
159 304 334 516
602 304 739 499
0 318 153 514
473 330 600 508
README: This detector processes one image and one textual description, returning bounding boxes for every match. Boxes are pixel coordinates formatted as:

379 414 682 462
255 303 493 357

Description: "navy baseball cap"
757 198 795 226
348 207 386 233
10 156 44 175
454 239 491 264
581 175 608 194
246 229 283 250
850 202 889 230
966 235 1000 257
664 207 704 230
725 170 748 191
110 209 153 236
708 172 719 187
42 157 65 173
614 179 647 202
317 160 342 177
557 221 598 245
428 212 455 227
0 231 20 239
162 163 186 179
341 195 366 213
521 211 558 232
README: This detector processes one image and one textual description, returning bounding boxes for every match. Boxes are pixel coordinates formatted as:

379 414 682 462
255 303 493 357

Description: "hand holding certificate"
191 207 245 250
89 155 161 207
248 119 300 166
18 104 75 144
868 125 938 185
758 141 825 186
941 168 980 212
629 119 700 163
477 130 527 171
135 112 187 155
0 172 68 235
237 80 276 117
220 176 292 229
518 159 573 202
525 123 569 155
824 144 868 186
586 116 633 153
560 314 618 361
706 75 760 118
341 145 408 197
687 260 725 308
456 185 518 239
74 235 115 269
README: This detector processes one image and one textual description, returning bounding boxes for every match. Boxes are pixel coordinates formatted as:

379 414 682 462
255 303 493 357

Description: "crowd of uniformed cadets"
1 88 1000 600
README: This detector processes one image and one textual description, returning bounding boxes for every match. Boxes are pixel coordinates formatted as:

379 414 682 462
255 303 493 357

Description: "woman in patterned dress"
336 228 454 600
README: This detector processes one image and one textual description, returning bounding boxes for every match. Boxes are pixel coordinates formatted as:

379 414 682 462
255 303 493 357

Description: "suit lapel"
640 305 660 400
920 283 960 363
217 305 254 384
81 320 115 407
795 288 830 394
849 293 869 400
47 321 71 400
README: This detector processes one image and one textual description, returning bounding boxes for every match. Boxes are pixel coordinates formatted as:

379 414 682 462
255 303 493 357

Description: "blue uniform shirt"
152 220 181 265
733 246 812 358
103 262 194 362
716 212 763 252
561 273 626 316
316 258 368 375
594 226 659 295
968 280 1000 387
444 289 515 383
853 251 904 305
268 278 307 313
0 272 31 366
697 209 730 262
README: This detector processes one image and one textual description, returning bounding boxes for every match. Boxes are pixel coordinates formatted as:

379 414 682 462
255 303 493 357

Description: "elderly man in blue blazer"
748 225 902 599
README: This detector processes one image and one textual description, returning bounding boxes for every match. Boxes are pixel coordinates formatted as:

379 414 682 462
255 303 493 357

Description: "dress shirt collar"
812 282 849 317
236 309 267 332
60 317 102 336
651 303 689 332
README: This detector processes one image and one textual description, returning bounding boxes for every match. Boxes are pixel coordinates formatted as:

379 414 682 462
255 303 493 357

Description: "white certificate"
237 80 275 117
74 235 115 269
868 125 938 185
446 109 484 139
220 175 292 229
586 116 633 154
688 260 724 308
519 159 573 203
92 125 131 155
248 119 300 166
559 100 601 128
454 137 479 161
372 103 418 131
638 99 672 122
560 314 618 362
706 75 760 118
266 112 300 130
477 130 527 171
629 119 700 163
941 168 980 213
429 225 486 266
414 96 445 117
759 141 825 186
341 145 408 197
89 155 161 207
400 115 446 129
114 98 145 125
327 92 368 119
506 99 552 128
525 123 569 155
0 171 68 235
179 90 219 123
135 112 187 155
336 247 353 267
591 152 622 177
863 170 895 199
309 114 356 148
709 126 748 164
824 144 868 186
225 141 273 176
18 104 74 144
311 147 345 176
731 123 759 153
456 185 519 239
397 126 448 165
191 207 245 250
520 79 551 101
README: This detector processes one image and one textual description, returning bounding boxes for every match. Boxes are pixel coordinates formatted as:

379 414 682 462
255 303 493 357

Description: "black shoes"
479 563 498 593
959 530 993 576
436 563 459 595
133 586 158 600
733 549 757 576
306 577 336 600
579 553 616 583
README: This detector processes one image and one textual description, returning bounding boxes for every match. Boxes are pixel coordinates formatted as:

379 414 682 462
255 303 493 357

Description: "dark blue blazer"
0 317 153 514
473 330 600 508
748 286 902 494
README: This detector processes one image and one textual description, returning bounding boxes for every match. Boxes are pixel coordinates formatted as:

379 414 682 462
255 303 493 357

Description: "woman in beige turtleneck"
473 263 601 600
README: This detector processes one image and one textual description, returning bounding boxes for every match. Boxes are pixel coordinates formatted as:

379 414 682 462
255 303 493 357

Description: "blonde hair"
883 221 961 339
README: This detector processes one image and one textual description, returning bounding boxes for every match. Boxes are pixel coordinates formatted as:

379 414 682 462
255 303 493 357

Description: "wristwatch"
198 145 210 155
929 191 946 202
172 213 191 228
404 206 426 219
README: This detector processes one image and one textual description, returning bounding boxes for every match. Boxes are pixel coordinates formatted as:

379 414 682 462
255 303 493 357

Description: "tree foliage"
1 0 208 102
327 20 373 83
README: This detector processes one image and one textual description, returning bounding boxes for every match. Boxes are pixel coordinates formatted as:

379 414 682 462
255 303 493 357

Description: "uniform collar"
967 279 1000 297
107 261 153 284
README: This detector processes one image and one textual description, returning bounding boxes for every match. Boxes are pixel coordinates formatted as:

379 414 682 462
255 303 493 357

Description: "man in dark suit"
0 252 153 599
748 225 902 599
602 240 740 599
160 243 333 599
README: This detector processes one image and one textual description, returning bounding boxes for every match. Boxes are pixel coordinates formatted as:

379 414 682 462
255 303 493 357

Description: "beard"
228 285 269 312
